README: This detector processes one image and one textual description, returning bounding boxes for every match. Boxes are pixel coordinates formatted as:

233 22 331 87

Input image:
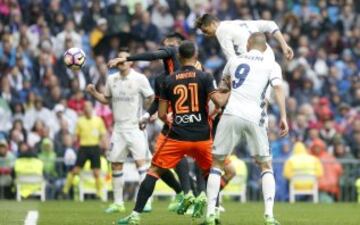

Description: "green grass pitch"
1 200 360 225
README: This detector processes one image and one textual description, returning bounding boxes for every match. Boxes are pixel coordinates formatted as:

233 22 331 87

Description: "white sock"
112 170 124 205
261 169 275 218
138 165 148 183
206 168 222 217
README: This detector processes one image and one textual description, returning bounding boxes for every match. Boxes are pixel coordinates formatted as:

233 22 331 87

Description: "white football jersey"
222 50 282 126
105 69 154 131
215 20 279 60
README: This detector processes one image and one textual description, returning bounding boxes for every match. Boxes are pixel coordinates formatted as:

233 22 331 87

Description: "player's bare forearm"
86 84 110 104
211 92 230 108
273 31 294 60
218 76 231 93
273 85 286 119
144 95 155 110
158 100 168 123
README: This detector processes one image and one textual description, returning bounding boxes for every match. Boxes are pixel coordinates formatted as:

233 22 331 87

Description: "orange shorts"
152 133 212 171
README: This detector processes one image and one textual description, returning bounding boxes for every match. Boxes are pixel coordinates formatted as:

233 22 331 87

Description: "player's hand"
139 113 150 130
279 117 289 137
282 45 294 60
166 112 173 124
108 57 126 68
86 84 96 95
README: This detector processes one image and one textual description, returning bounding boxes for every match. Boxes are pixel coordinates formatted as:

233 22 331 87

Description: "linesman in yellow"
63 101 107 197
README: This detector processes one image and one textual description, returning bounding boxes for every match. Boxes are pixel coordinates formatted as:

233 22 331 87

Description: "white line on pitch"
24 210 39 225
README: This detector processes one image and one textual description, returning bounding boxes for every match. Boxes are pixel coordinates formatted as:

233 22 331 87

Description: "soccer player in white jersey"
204 33 289 225
195 13 293 61
86 50 154 213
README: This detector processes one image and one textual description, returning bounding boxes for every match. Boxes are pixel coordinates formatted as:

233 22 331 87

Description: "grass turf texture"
1 201 360 225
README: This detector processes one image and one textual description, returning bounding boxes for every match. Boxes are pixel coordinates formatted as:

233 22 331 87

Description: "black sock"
175 158 191 194
160 170 182 194
195 164 206 194
216 193 220 207
134 174 158 213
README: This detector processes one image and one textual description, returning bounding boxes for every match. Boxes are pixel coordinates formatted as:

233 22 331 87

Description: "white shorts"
107 129 151 163
213 114 271 162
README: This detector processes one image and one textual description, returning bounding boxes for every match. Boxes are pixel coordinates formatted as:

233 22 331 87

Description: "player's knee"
212 154 226 168
224 163 236 180
92 169 100 178
111 162 123 171
148 165 165 177
258 160 272 171
135 159 146 168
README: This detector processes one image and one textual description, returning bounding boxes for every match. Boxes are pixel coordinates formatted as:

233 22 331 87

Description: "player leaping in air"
204 33 289 225
117 41 230 225
195 13 293 61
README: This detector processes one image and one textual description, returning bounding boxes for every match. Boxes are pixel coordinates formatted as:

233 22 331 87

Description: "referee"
63 101 107 198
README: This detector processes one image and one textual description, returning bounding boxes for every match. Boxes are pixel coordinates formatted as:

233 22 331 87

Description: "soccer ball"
63 47 86 70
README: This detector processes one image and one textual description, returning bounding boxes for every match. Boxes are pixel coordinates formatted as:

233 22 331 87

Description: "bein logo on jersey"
175 113 202 124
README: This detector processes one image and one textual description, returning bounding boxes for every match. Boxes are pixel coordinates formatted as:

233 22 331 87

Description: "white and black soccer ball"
63 47 86 70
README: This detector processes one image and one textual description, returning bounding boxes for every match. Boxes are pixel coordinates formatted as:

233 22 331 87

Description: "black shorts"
75 146 101 169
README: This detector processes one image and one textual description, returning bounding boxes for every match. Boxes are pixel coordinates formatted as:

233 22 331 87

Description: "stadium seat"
289 174 319 203
15 157 45 202
16 174 46 202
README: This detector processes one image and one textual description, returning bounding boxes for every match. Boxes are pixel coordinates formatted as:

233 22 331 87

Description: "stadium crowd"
0 0 359 202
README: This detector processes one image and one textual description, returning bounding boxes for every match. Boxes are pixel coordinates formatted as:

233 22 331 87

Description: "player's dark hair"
118 47 130 53
178 41 196 59
165 32 185 41
195 13 219 28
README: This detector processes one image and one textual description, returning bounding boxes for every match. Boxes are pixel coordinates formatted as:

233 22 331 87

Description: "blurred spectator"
310 139 343 202
55 20 82 57
0 139 15 198
107 2 130 34
89 18 107 48
23 96 57 137
131 11 160 46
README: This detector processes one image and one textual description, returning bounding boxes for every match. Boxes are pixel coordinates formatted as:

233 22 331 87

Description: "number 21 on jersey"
232 63 250 89
173 83 199 114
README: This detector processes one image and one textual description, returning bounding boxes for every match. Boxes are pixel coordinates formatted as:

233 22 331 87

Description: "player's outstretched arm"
250 20 294 60
86 84 110 105
158 100 169 124
108 49 171 68
273 85 288 137
273 30 294 60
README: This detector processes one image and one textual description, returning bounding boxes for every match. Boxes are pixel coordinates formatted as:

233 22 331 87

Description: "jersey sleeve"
139 75 154 98
245 20 279 34
269 63 283 87
216 23 237 59
204 73 217 96
159 78 170 101
104 76 112 98
127 49 171 61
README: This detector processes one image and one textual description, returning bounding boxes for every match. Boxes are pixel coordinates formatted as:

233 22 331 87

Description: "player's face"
201 23 216 37
163 37 180 47
117 52 132 71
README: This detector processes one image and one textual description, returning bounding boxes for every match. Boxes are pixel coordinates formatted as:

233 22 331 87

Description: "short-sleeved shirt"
222 49 282 126
216 20 278 60
76 115 106 146
160 66 216 141
104 69 154 131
